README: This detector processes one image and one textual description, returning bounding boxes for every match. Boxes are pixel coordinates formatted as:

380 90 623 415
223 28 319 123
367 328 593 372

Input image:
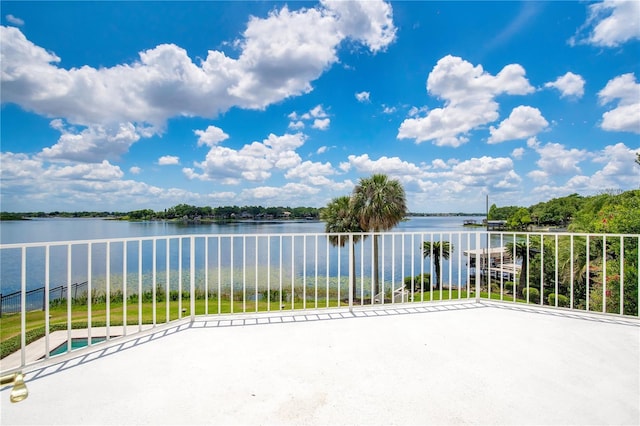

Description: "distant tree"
422 240 453 290
351 174 407 296
507 208 532 230
488 204 521 221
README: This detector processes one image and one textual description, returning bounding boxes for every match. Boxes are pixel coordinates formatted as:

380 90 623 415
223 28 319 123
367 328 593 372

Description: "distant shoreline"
1 212 486 222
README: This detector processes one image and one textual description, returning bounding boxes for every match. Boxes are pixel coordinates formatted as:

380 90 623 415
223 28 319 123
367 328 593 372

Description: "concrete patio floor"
1 301 639 425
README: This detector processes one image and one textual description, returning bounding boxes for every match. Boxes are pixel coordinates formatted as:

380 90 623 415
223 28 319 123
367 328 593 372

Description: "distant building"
486 220 507 231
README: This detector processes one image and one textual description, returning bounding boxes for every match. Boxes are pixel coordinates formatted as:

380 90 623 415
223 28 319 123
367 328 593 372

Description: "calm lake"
0 216 484 244
0 216 489 296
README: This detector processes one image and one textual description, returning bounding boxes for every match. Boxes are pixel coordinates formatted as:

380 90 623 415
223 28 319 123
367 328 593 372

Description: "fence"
0 282 88 316
1 230 638 371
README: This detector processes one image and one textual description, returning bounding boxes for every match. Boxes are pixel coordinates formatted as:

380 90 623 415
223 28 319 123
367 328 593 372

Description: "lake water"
0 216 490 296
0 216 484 244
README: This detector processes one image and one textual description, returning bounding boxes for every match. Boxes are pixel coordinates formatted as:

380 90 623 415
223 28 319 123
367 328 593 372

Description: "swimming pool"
49 337 108 357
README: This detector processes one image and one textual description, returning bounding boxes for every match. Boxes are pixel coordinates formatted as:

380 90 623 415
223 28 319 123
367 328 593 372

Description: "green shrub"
504 281 515 293
404 273 430 292
548 293 569 307
261 289 283 302
523 287 540 303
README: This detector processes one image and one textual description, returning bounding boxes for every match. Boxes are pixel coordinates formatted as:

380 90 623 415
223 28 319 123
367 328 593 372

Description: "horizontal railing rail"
0 282 88 316
1 230 638 372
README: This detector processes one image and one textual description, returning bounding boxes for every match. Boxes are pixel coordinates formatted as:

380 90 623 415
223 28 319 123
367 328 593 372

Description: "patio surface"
1 301 639 425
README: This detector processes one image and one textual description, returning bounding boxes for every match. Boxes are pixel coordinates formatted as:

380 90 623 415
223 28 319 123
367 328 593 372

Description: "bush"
523 287 540 303
504 281 515 293
548 293 569 307
404 273 430 292
110 290 123 304
261 289 283 302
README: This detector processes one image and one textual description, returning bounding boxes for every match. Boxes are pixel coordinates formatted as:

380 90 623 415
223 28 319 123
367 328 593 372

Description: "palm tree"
506 240 538 298
422 240 453 290
320 196 363 298
351 174 407 297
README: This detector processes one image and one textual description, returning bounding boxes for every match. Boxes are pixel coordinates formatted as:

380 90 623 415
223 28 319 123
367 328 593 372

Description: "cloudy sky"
1 1 639 213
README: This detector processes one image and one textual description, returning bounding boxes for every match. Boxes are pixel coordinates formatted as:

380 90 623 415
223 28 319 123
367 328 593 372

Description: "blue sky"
1 1 639 213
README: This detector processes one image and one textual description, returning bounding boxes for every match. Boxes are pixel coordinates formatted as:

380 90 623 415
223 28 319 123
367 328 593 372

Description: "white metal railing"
1 230 638 372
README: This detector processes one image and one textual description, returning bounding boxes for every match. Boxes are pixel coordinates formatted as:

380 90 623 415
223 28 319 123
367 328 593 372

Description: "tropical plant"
320 196 363 297
422 240 453 290
351 174 407 296
506 239 538 298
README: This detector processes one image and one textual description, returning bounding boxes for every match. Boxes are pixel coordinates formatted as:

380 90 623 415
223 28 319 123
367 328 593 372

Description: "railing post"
348 233 354 313
475 232 481 302
20 247 26 368
190 236 196 322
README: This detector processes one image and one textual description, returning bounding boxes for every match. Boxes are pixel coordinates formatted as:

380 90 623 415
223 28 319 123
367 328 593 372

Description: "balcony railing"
1 230 638 372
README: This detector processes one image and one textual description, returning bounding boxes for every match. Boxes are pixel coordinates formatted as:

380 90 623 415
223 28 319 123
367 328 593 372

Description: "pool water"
49 337 107 356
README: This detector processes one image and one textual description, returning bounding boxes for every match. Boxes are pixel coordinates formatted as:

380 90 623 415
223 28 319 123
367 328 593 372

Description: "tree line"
0 205 321 221
488 189 639 234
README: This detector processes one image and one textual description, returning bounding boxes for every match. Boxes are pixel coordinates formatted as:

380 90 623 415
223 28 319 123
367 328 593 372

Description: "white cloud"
241 182 321 201
589 142 640 188
321 0 396 52
527 138 589 177
355 91 370 102
527 170 549 182
185 133 305 184
285 160 337 185
312 118 330 130
5 14 24 26
309 105 328 118
571 0 640 47
40 121 141 162
598 73 640 133
289 104 330 130
316 146 328 154
407 106 428 117
129 166 142 175
194 125 229 147
348 153 423 176
398 55 534 147
430 159 448 169
528 143 640 199
0 152 205 211
488 106 549 143
382 105 396 114
48 160 124 181
450 156 515 180
511 147 525 160
544 72 585 98
0 1 395 159
158 155 180 166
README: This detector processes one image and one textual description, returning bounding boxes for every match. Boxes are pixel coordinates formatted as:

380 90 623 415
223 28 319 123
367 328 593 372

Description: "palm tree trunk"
517 257 528 297
434 258 441 290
